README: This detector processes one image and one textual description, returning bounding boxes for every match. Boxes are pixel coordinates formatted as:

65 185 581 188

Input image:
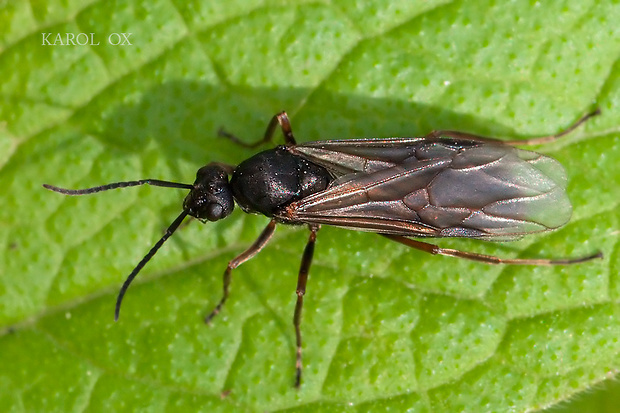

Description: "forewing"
291 137 429 176
282 140 571 239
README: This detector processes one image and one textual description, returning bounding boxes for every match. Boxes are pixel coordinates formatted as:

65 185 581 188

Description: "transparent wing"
281 139 571 239
292 137 429 176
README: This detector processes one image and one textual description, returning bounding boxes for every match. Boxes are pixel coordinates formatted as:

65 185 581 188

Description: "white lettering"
90 33 100 45
75 33 89 45
108 33 121 45
120 33 132 45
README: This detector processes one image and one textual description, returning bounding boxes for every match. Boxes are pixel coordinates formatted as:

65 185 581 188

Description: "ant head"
184 163 235 221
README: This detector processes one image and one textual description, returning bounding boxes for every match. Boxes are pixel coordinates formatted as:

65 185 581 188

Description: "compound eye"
205 203 224 221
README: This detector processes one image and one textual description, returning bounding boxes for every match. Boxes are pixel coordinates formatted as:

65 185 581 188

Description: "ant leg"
205 220 277 324
218 111 297 148
382 235 603 265
503 109 600 145
263 111 297 145
424 109 600 146
293 225 319 388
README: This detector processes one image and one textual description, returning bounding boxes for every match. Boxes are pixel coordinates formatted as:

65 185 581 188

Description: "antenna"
43 179 193 195
43 180 194 320
115 210 189 320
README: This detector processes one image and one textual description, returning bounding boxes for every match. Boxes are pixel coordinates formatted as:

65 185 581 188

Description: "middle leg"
293 225 319 388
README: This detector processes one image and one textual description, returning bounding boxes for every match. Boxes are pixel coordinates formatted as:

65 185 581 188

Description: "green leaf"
1 1 619 411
